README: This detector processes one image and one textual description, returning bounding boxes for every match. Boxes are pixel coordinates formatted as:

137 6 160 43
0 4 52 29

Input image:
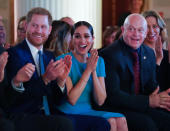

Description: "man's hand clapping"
42 56 72 86
13 63 35 86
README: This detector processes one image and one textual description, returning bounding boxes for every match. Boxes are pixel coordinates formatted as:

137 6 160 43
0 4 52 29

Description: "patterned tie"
38 50 50 115
132 51 140 94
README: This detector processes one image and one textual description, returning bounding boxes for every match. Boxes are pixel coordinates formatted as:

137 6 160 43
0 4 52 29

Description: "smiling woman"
56 21 128 131
142 10 170 91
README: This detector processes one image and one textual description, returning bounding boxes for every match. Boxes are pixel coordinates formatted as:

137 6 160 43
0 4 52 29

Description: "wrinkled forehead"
125 15 147 30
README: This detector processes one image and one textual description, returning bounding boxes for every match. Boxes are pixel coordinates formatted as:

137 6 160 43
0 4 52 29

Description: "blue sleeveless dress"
56 52 124 119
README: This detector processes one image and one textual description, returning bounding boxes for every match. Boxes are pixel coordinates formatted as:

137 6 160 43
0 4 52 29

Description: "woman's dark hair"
71 21 94 37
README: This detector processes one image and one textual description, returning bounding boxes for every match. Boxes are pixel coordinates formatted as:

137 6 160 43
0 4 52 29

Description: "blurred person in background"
16 16 26 44
99 26 119 51
60 16 75 27
118 0 145 27
0 16 10 49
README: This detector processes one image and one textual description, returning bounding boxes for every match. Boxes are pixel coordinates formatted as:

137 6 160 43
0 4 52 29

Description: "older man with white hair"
99 13 170 131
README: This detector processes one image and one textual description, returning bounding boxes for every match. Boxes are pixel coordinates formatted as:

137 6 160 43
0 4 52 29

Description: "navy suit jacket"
6 40 63 114
99 38 158 112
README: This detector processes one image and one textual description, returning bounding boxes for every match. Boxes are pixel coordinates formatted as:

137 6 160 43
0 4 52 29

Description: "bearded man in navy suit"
99 14 170 131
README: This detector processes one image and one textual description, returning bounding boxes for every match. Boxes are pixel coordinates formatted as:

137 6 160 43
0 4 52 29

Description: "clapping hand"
57 55 72 87
43 56 72 86
59 55 72 81
155 36 163 65
0 52 8 82
86 49 99 73
13 63 35 86
3 43 11 49
43 59 65 83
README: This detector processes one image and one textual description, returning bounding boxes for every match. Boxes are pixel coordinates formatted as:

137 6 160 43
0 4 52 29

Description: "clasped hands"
13 55 72 87
149 87 170 111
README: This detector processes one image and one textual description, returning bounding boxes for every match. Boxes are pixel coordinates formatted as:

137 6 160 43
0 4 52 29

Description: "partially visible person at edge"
0 46 15 131
99 13 170 131
0 17 10 49
56 21 128 131
142 10 170 91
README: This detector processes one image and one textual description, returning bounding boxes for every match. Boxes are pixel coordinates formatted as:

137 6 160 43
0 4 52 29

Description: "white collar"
26 38 43 54
25 38 43 68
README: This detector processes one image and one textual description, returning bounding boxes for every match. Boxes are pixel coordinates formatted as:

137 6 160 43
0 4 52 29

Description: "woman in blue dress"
56 21 128 131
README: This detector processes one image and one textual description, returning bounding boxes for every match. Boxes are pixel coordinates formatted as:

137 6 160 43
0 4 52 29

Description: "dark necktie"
132 51 140 94
38 50 50 115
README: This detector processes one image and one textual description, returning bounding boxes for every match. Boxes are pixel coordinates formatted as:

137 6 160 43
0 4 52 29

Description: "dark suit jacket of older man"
99 37 157 112
99 37 170 131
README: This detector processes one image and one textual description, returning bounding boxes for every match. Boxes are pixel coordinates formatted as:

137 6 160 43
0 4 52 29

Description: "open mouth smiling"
79 44 87 49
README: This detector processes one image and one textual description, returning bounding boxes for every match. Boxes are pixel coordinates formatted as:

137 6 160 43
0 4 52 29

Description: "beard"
27 32 48 48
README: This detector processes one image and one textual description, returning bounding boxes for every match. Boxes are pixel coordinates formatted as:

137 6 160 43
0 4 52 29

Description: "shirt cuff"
11 80 25 93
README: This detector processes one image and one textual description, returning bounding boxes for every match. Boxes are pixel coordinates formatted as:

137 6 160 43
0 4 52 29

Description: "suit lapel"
140 45 147 89
121 42 135 93
121 41 133 75
21 40 36 64
21 40 39 77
